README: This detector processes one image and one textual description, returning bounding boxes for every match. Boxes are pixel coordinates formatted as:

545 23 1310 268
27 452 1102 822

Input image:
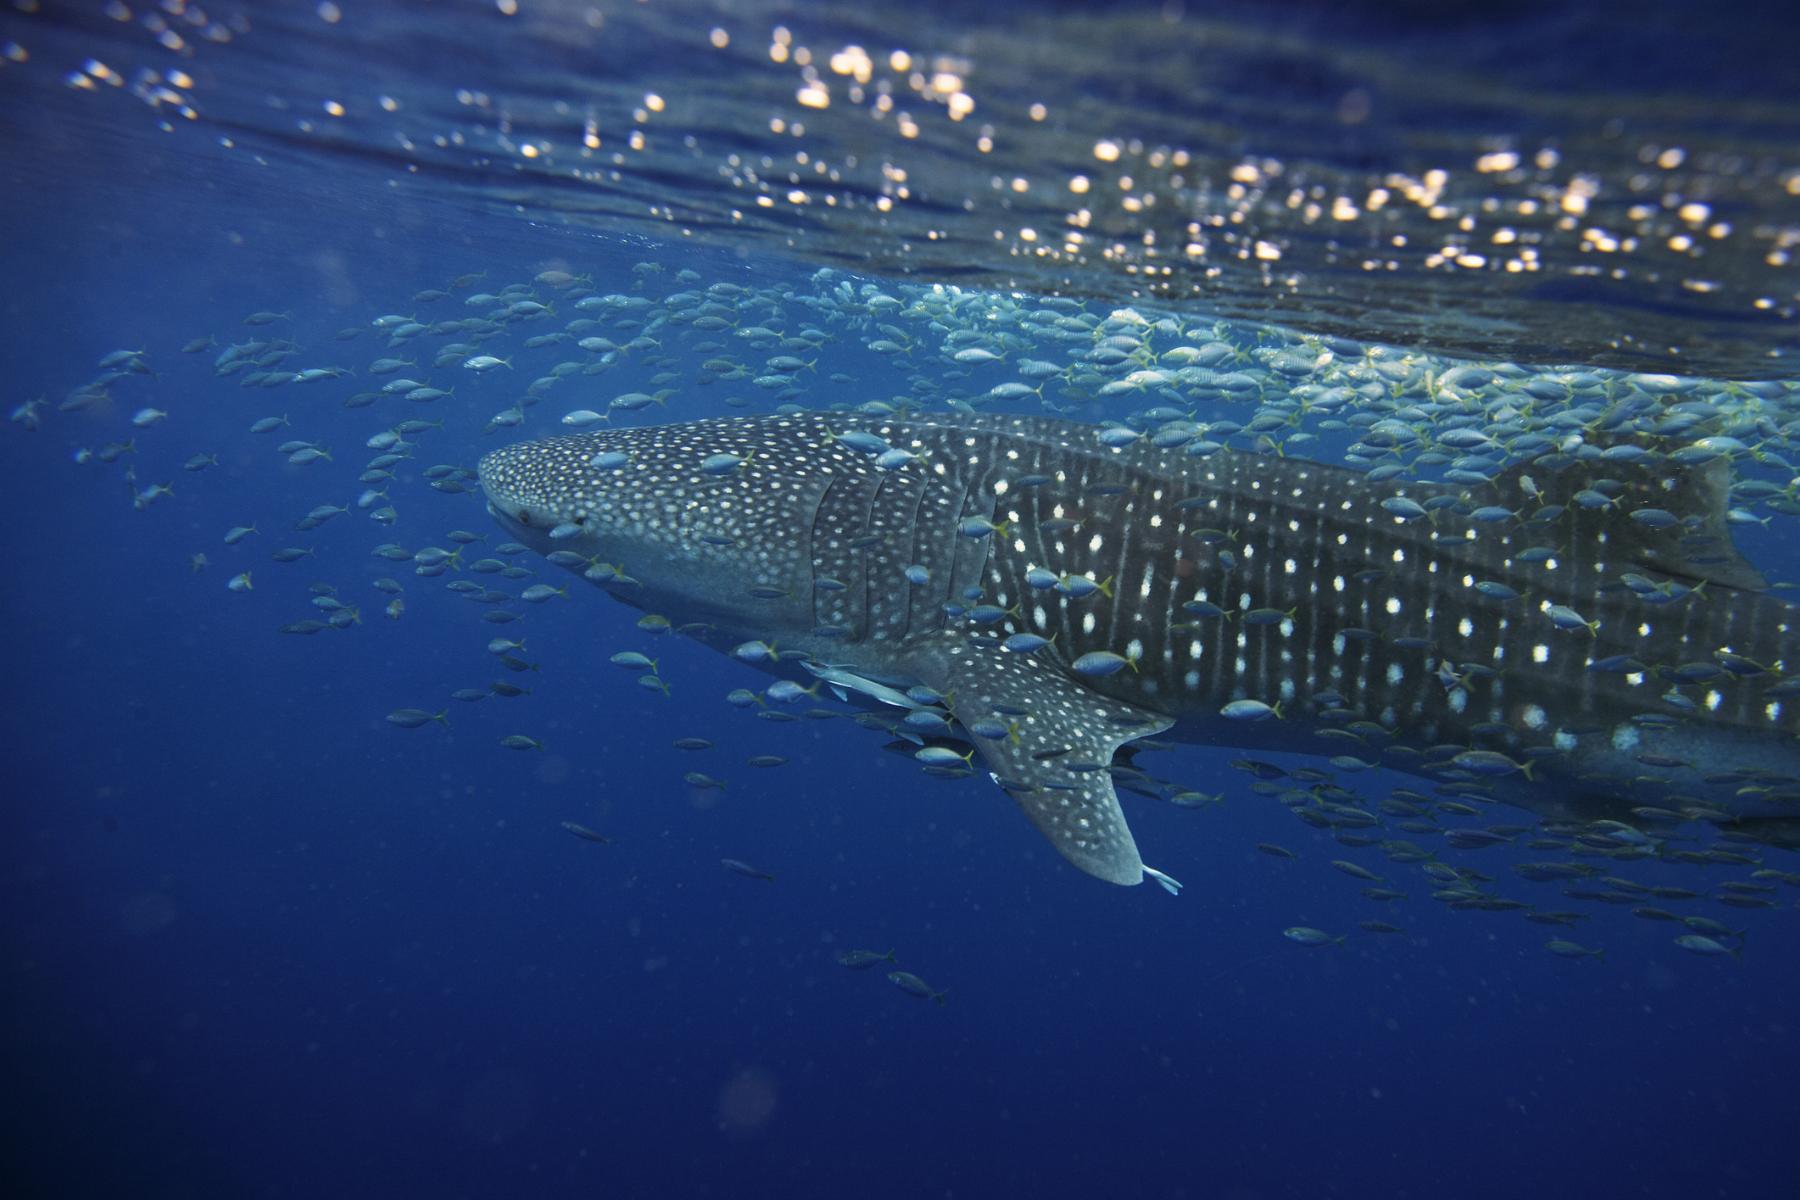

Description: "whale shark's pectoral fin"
919 635 1173 887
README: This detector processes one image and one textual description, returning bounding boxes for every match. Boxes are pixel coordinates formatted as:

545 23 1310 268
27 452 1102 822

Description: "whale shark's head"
478 432 627 557
477 418 842 633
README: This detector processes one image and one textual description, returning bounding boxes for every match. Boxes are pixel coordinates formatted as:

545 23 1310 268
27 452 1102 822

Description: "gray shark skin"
480 412 1800 887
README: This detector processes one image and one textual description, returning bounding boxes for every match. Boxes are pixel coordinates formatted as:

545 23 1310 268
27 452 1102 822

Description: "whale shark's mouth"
478 489 554 547
484 499 531 537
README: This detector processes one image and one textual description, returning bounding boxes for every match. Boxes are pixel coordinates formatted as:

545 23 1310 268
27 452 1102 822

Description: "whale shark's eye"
515 510 532 527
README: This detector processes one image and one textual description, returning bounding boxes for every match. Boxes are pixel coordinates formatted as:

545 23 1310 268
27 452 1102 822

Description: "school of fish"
14 255 1800 982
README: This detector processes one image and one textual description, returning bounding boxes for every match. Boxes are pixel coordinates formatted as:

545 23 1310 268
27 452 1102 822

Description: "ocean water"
3 3 1798 1198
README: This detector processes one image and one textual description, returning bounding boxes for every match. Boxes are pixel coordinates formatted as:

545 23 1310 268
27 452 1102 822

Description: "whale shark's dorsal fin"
1611 454 1766 591
909 633 1172 886
1486 448 1766 592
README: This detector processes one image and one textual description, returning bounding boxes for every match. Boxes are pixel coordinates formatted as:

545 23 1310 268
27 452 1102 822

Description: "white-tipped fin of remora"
801 660 923 710
1144 866 1183 896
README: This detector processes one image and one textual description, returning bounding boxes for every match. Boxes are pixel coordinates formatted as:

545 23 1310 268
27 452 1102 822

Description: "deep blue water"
5 4 1800 1199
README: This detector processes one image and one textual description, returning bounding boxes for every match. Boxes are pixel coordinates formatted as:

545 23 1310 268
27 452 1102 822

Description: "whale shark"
479 411 1800 887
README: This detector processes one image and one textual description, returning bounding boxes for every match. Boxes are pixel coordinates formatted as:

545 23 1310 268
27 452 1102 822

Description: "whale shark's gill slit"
948 433 1003 610
901 458 948 641
1140 490 1182 687
808 471 846 634
1257 493 1282 704
846 461 888 642
1563 500 1600 717
1345 544 1373 712
1087 469 1119 658
977 431 1013 597
1310 501 1340 698
865 470 914 643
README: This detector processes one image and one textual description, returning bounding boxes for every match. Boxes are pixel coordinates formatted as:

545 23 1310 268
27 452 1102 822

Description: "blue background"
4 36 1798 1200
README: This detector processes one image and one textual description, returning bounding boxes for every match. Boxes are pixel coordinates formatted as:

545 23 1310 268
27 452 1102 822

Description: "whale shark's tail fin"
910 632 1172 886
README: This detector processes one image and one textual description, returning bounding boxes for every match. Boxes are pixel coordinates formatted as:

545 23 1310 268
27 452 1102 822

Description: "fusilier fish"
837 949 897 969
386 708 449 729
887 971 948 1004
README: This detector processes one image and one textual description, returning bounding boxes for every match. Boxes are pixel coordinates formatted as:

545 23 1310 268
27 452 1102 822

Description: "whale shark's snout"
477 439 587 537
